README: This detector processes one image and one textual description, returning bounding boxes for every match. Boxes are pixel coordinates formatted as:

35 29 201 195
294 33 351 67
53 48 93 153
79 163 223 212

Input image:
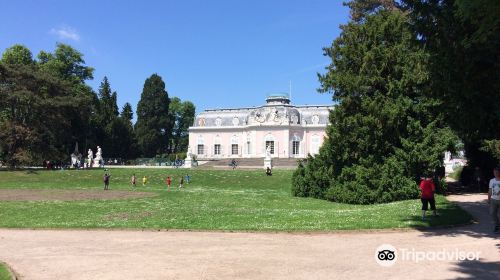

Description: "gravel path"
0 194 498 280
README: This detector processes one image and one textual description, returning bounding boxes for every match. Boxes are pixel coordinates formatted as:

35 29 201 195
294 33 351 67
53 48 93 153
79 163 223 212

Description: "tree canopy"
0 44 195 167
292 8 457 204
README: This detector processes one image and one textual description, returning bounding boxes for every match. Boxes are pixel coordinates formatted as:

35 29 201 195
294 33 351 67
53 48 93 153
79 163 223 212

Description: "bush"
292 156 420 205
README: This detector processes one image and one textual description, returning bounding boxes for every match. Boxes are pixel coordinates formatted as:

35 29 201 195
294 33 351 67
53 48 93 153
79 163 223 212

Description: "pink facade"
189 95 331 159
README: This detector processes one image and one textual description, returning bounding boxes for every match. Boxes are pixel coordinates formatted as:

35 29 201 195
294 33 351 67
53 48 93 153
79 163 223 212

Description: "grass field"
0 168 471 231
0 262 12 280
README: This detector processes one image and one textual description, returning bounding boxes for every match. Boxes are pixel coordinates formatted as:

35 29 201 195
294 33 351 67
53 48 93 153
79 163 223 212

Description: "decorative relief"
215 117 222 126
197 118 206 127
232 117 240 126
311 115 320 125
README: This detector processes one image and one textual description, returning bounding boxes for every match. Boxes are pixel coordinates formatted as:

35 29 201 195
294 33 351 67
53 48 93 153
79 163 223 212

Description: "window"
232 144 239 155
292 141 300 155
265 141 274 154
214 144 221 155
311 135 320 154
197 144 204 155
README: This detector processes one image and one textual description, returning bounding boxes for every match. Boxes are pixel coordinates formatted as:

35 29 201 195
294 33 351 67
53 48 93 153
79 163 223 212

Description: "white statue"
87 149 93 167
186 146 193 160
94 146 103 167
70 142 82 168
265 145 272 159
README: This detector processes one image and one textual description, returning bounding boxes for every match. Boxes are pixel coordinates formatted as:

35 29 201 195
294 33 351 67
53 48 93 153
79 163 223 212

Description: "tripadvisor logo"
375 244 397 267
375 244 481 267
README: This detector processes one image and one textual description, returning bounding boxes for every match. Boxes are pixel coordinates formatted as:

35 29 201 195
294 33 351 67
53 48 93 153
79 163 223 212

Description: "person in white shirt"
487 167 500 233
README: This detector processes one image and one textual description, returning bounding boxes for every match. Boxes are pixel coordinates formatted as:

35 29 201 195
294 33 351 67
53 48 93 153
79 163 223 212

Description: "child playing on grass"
131 174 137 189
166 176 172 191
179 177 184 188
185 174 190 184
420 175 438 220
143 175 148 187
103 171 110 190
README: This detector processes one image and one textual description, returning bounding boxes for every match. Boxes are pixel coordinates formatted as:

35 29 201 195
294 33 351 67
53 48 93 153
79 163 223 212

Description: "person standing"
488 167 500 233
179 177 184 188
266 167 272 176
143 175 148 187
103 171 111 190
419 175 438 220
185 174 190 184
131 174 137 189
166 176 172 191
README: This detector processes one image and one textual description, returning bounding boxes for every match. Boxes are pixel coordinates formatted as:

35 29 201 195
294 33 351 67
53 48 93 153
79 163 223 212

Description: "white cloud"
50 25 80 41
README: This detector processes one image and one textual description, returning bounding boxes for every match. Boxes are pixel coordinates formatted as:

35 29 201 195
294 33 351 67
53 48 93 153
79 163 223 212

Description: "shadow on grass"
401 196 499 239
447 259 500 280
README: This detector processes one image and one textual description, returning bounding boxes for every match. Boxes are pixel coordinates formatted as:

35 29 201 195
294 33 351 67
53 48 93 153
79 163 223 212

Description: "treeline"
0 43 195 167
293 0 499 204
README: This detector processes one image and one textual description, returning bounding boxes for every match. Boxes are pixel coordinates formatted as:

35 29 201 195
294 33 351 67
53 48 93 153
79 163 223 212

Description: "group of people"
102 171 191 191
419 166 500 233
129 173 190 190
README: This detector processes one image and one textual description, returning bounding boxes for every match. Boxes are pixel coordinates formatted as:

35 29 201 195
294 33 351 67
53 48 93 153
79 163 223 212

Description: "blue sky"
1 0 349 117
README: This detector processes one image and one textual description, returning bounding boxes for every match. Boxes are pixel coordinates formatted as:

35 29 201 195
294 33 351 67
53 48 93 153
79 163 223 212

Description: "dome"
265 93 290 105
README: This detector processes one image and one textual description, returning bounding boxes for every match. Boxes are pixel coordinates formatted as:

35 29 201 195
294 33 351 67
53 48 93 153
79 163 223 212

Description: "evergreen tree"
292 8 457 204
97 76 119 125
135 74 172 157
120 103 134 121
403 0 500 173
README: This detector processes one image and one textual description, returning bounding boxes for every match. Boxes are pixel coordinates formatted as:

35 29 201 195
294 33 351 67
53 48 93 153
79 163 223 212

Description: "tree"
38 43 94 85
168 97 195 153
36 43 96 157
402 0 500 173
292 8 457 204
120 102 133 121
97 76 119 125
1 45 34 65
135 74 172 157
0 63 89 167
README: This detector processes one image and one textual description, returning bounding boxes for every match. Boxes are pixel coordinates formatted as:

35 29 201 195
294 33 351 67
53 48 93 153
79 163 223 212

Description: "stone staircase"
199 157 301 169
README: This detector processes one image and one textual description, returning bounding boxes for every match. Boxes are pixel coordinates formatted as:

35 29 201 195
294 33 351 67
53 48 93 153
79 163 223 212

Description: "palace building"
188 94 332 159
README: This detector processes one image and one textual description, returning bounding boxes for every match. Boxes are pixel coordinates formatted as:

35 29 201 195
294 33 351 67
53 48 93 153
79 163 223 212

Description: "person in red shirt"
420 175 438 220
166 176 172 191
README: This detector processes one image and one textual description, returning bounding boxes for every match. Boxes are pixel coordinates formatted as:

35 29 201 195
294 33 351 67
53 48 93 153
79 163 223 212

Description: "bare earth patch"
0 189 156 201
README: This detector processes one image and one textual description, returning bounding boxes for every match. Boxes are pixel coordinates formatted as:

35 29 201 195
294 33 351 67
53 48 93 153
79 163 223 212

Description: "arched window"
231 135 239 155
265 134 275 155
214 135 221 155
197 135 204 155
292 134 301 155
311 134 320 155
246 135 252 155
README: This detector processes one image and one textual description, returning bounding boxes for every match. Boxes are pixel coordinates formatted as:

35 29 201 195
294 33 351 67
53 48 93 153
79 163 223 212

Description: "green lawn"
0 263 12 280
0 168 471 231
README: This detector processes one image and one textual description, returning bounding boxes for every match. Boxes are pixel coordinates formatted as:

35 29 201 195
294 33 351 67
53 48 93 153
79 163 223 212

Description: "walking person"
419 174 438 220
185 174 190 184
179 176 184 188
166 176 172 191
266 167 272 176
131 174 137 189
142 175 148 187
488 167 500 233
103 170 111 190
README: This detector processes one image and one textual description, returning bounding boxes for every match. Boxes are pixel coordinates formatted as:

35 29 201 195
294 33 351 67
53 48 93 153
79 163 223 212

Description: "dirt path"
0 189 155 201
0 194 498 280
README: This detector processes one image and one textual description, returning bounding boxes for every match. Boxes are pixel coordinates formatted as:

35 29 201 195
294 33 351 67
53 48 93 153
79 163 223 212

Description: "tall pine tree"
135 74 171 157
